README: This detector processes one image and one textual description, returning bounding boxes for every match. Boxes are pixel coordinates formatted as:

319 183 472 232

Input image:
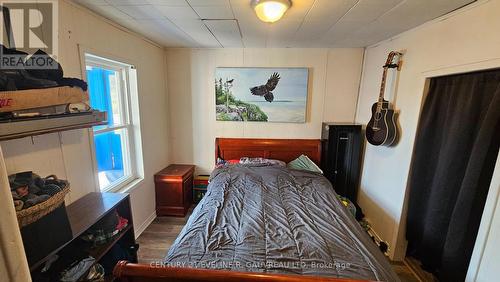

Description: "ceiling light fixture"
251 0 291 23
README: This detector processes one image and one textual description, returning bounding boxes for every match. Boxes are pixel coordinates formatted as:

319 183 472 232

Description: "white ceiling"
74 0 475 48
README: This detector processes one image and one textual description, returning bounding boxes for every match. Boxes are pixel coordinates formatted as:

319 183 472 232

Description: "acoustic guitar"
366 51 402 146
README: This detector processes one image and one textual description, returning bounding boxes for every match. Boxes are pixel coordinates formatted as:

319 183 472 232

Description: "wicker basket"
16 183 70 228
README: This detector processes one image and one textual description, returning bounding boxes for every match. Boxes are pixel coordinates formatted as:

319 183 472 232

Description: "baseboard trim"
135 211 156 239
360 219 390 256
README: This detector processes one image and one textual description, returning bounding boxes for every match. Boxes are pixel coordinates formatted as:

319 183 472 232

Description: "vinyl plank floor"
137 210 421 282
136 210 192 264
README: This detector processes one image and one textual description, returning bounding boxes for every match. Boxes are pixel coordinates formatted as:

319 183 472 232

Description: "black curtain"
406 69 500 281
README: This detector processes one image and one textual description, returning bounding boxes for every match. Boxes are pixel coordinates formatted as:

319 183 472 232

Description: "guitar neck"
378 68 388 102
377 52 401 106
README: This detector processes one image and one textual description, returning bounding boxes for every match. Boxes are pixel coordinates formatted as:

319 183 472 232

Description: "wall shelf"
0 111 107 141
28 193 137 280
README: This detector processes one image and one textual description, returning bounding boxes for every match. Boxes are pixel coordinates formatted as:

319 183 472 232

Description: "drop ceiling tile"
187 0 229 5
267 20 301 47
305 0 358 23
322 20 364 44
89 5 134 21
283 0 315 20
172 19 221 47
267 20 301 36
106 0 148 5
350 0 474 44
429 0 476 15
379 0 474 28
343 23 403 46
342 0 402 22
193 6 234 19
115 5 165 19
111 19 145 36
294 21 333 41
230 2 256 21
228 0 247 5
157 6 200 19
203 19 243 47
319 0 403 45
147 0 188 5
329 37 367 48
242 35 266 47
133 18 200 47
238 18 268 47
74 0 108 6
238 19 268 35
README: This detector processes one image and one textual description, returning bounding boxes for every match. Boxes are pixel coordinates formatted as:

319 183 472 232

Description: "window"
85 54 142 192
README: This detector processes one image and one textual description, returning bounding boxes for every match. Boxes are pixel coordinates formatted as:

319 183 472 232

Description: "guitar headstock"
383 51 403 69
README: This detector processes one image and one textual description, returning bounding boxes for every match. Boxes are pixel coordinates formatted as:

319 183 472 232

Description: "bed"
113 138 400 282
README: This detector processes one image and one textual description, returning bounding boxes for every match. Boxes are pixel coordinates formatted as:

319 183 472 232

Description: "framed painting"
215 67 308 123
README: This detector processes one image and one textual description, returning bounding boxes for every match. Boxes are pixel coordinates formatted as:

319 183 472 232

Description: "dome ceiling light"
251 0 292 23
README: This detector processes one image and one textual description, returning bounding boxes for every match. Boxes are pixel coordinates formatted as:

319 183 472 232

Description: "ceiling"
74 0 475 48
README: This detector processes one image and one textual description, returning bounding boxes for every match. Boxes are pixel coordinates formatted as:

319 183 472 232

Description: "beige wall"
354 0 500 268
166 48 364 173
1 0 170 236
0 147 30 282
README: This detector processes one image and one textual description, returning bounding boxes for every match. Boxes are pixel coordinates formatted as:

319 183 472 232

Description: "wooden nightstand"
154 164 195 217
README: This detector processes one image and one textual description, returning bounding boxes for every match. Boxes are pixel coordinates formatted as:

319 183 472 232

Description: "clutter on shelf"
81 210 129 247
1 44 87 92
59 256 96 282
26 193 137 281
0 44 93 122
32 207 136 281
0 86 90 116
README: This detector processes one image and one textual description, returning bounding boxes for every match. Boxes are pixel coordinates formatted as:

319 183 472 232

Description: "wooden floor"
137 212 423 282
137 215 189 264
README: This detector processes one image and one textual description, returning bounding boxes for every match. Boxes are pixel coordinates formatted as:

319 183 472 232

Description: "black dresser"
321 123 363 204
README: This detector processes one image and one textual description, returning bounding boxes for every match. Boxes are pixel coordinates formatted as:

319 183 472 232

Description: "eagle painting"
250 72 280 102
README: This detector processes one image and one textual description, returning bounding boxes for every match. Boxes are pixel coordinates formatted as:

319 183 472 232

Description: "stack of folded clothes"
0 44 87 92
9 171 68 211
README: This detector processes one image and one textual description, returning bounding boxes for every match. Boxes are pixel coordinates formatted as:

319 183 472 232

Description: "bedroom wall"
354 0 500 268
0 0 170 236
166 48 364 173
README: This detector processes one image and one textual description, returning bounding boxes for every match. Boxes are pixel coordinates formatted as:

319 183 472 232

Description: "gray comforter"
165 165 400 281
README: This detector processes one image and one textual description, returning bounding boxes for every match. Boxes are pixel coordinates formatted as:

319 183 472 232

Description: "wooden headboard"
215 138 322 165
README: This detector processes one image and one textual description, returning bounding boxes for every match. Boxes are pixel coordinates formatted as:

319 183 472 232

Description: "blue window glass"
87 65 131 191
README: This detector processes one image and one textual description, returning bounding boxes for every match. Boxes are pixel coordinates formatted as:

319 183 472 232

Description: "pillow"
287 155 323 174
215 158 239 168
239 157 286 167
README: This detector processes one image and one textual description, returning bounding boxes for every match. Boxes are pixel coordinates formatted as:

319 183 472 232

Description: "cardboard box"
0 86 89 112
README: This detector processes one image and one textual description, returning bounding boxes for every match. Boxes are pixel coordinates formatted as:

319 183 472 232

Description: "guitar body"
366 51 402 147
366 100 397 146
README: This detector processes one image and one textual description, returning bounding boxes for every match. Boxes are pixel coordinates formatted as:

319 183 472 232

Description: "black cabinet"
321 123 363 204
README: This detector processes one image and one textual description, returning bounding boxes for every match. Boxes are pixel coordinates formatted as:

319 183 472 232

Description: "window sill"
109 177 144 194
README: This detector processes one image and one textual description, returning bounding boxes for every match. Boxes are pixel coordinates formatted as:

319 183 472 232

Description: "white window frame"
85 53 142 192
